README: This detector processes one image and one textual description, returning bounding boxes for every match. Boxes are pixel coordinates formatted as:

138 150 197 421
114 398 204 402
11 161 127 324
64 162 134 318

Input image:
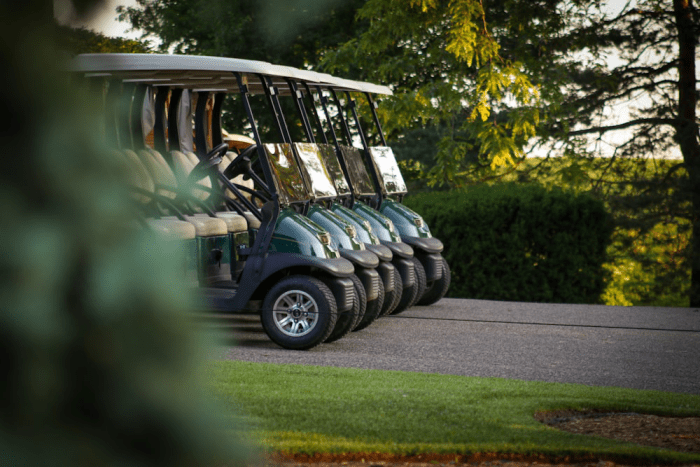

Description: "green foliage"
55 24 151 54
1 3 248 465
404 184 612 303
118 0 365 141
209 361 700 462
451 156 691 307
118 0 363 66
322 0 540 185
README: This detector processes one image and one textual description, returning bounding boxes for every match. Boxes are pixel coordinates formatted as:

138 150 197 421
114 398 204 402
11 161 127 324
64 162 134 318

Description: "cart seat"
169 150 253 234
209 212 248 233
242 211 261 229
171 150 213 201
164 215 227 237
136 149 178 199
146 218 197 240
133 149 229 237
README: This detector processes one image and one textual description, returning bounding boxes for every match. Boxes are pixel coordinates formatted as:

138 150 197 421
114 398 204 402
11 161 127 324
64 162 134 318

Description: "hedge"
404 184 613 304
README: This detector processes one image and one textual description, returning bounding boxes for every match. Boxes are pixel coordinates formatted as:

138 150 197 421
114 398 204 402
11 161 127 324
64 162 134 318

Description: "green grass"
209 361 700 463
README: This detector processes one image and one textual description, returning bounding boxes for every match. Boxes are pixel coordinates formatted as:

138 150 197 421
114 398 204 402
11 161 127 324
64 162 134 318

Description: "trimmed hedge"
404 184 612 304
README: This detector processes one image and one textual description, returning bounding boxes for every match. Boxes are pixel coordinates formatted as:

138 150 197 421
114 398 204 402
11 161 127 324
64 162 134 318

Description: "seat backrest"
121 149 156 203
171 150 213 202
137 149 178 199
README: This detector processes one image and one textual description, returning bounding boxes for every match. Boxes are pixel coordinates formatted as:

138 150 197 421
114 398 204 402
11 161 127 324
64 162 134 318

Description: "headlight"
318 232 332 246
363 220 373 232
414 217 424 228
345 225 357 238
386 219 396 233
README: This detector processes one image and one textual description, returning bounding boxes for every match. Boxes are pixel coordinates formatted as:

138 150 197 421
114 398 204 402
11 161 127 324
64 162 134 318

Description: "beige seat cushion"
213 212 248 233
122 149 156 201
171 150 213 201
138 149 177 199
147 218 196 240
163 215 227 237
242 211 261 229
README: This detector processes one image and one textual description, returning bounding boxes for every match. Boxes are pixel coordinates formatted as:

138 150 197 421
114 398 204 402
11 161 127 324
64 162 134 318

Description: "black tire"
325 276 363 343
348 274 367 331
408 256 427 308
352 276 384 332
392 258 423 315
417 257 451 306
380 266 403 316
260 275 337 350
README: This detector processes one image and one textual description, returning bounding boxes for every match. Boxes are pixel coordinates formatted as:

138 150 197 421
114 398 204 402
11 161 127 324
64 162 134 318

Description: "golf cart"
71 53 356 350
316 78 451 307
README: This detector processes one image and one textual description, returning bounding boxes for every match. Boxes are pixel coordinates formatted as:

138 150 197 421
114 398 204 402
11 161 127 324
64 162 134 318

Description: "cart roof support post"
232 72 278 219
130 84 149 151
153 86 169 155
314 86 360 206
286 78 315 143
194 91 210 158
364 92 387 147
330 89 354 148
259 75 293 145
212 92 225 148
167 88 183 152
338 90 383 208
104 80 122 149
303 83 329 144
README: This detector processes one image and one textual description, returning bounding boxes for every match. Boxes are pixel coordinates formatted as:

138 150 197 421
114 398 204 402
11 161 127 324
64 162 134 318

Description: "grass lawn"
208 361 700 463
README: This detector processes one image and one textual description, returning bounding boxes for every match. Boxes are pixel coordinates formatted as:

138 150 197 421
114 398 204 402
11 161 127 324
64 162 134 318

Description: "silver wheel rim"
272 290 319 337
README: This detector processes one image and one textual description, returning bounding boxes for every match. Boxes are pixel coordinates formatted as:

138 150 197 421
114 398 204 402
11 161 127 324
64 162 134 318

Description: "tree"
323 0 698 306
322 0 540 186
118 0 365 67
55 24 151 54
118 0 367 140
519 0 699 306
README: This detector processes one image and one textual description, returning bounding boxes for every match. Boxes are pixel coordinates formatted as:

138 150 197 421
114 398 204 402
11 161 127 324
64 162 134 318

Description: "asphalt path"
212 298 700 395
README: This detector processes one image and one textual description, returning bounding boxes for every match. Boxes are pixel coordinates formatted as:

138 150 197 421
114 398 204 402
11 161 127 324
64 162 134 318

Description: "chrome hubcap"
272 290 319 337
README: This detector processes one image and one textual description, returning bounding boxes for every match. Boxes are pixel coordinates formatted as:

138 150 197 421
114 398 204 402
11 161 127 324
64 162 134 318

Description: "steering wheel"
223 144 257 179
188 142 229 182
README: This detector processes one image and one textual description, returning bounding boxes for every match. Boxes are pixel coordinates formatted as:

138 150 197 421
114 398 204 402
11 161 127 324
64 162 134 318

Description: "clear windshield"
264 143 310 204
317 144 351 196
368 146 407 195
338 145 376 196
294 143 338 200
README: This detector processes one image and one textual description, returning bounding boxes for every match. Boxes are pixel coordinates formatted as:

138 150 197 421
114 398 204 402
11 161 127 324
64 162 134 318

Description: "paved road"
211 298 700 395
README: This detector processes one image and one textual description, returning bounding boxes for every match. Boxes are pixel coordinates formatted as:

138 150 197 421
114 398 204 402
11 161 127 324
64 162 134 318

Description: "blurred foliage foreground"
402 156 690 307
0 6 250 466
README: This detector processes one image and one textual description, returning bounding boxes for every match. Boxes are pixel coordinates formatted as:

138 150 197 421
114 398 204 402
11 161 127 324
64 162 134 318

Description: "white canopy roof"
70 53 392 96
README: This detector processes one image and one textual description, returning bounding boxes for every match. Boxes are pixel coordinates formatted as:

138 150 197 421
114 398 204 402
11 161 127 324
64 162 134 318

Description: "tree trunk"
673 0 700 306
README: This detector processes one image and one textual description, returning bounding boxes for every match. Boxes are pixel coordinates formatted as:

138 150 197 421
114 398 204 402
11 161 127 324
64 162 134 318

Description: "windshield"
264 143 310 204
368 146 407 195
338 145 376 196
317 144 351 196
294 143 338 200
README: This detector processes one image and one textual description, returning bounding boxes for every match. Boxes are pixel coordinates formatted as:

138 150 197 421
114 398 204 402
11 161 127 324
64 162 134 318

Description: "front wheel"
380 267 402 316
325 276 362 343
392 257 426 314
261 275 337 350
417 257 451 306
353 276 384 332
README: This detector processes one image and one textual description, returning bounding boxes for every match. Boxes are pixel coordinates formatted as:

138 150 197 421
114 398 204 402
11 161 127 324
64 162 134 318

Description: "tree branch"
568 118 677 136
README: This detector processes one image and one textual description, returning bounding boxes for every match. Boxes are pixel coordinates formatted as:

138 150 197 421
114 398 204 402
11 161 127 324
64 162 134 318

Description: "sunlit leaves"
323 0 541 186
